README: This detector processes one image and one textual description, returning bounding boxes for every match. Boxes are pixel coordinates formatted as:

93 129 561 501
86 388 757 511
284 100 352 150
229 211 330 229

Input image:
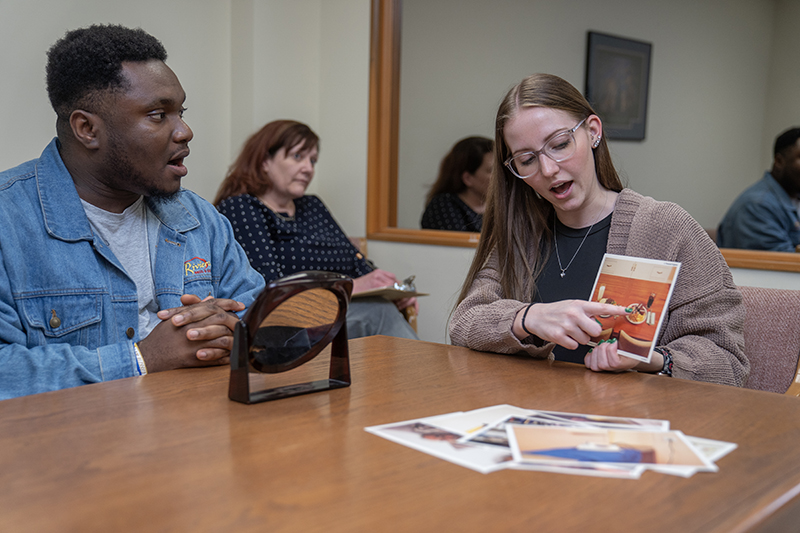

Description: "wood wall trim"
721 248 800 273
367 0 400 235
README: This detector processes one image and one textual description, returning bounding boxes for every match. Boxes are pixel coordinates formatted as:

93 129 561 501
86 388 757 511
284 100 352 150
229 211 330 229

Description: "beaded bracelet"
655 347 673 377
133 342 148 376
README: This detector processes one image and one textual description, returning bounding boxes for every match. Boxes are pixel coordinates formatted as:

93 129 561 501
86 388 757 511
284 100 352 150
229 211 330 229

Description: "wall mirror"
366 0 800 273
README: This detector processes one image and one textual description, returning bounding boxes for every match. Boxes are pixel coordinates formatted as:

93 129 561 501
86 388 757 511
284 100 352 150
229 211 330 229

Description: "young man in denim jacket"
0 25 265 399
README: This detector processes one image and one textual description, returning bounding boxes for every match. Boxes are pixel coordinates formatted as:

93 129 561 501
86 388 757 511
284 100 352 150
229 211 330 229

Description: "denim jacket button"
49 310 61 329
126 327 135 339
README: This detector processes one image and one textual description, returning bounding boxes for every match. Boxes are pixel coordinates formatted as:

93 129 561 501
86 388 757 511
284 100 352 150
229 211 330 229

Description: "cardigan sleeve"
449 249 553 358
613 192 749 387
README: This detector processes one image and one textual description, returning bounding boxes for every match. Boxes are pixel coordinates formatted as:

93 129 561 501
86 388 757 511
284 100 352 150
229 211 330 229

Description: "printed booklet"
588 254 681 363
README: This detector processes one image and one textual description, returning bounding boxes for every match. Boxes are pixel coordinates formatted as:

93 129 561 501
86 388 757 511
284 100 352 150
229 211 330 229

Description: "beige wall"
1 0 798 344
229 0 370 234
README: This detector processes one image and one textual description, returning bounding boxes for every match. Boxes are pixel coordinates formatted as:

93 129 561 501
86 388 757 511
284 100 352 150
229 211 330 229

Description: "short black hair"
774 127 800 157
46 24 167 122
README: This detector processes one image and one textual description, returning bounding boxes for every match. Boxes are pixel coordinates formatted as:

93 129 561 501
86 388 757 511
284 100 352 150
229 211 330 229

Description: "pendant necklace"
553 193 610 278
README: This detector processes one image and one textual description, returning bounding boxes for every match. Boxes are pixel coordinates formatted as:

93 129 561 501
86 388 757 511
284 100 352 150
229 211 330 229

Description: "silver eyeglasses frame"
504 117 588 179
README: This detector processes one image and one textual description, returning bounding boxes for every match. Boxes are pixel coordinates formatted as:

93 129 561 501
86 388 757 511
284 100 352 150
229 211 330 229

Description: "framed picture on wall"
585 31 652 141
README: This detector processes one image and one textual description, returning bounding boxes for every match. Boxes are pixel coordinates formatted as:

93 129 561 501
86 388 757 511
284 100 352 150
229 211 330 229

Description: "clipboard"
352 287 428 301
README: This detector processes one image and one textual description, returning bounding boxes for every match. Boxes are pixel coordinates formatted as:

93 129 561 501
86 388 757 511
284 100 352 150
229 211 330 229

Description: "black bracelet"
521 304 535 337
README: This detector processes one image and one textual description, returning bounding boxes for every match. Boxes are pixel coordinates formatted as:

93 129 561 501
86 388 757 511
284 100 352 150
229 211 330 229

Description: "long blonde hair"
456 73 623 306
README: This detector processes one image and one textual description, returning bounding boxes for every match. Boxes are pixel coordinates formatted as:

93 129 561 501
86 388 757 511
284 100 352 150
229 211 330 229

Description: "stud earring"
592 136 602 149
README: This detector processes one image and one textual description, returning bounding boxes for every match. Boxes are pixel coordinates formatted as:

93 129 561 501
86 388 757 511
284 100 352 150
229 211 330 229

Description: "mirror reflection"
420 136 494 232
386 0 792 250
249 288 340 373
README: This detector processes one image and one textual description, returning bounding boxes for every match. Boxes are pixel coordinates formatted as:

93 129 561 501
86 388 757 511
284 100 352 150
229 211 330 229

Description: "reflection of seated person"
252 326 315 367
717 127 800 252
215 120 418 340
420 136 493 232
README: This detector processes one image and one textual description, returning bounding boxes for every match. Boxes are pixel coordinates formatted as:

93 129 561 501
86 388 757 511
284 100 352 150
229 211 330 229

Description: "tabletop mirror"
229 271 353 404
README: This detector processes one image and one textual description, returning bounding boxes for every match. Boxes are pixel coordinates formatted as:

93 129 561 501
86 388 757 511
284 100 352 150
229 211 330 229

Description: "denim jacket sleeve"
0 250 138 399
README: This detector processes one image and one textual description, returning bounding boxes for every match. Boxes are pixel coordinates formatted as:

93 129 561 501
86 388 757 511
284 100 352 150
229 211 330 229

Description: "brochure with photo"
459 411 670 449
589 254 681 363
430 405 535 435
647 437 739 477
509 460 645 479
364 418 512 474
507 425 717 472
529 410 670 431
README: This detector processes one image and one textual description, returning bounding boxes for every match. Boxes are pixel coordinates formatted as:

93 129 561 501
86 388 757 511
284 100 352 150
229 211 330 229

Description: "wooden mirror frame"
365 0 800 272
367 0 479 248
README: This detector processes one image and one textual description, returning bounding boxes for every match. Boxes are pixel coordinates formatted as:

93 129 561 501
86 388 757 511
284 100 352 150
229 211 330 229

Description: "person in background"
716 127 800 252
449 73 748 386
421 136 494 232
215 120 418 340
0 25 265 400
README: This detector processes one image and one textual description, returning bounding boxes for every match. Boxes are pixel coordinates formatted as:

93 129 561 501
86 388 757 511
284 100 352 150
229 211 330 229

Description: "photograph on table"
507 425 716 471
365 418 513 474
460 411 669 449
588 254 680 363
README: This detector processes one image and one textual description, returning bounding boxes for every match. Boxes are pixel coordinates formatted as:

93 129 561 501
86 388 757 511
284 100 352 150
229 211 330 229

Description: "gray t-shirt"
81 196 161 338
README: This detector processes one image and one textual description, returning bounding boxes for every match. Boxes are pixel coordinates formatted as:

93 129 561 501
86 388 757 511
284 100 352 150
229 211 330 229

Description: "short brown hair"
214 120 319 205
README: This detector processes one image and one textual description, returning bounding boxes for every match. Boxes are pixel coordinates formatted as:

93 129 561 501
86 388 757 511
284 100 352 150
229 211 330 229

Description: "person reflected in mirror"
214 120 418 340
449 73 748 386
0 25 266 400
421 136 494 232
716 127 800 252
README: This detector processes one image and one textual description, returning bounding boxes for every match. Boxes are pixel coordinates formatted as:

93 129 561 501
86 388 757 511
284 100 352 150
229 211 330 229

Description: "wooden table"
1 336 799 532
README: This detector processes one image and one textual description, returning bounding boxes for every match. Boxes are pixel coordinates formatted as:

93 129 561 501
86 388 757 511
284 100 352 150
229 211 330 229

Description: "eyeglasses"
504 118 587 179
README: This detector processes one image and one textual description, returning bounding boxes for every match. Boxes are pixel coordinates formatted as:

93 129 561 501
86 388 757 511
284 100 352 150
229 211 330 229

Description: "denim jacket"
717 171 800 251
0 139 265 399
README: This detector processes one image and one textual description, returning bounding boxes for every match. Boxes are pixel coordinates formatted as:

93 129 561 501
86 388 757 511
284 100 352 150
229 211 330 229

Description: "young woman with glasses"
449 73 748 386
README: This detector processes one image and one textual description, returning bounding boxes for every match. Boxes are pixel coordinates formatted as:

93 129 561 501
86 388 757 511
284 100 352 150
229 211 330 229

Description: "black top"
217 194 373 283
533 213 612 364
421 193 482 232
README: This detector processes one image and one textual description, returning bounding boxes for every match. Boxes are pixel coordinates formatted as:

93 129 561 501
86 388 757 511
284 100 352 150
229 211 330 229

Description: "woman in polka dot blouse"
215 120 418 340
420 136 494 232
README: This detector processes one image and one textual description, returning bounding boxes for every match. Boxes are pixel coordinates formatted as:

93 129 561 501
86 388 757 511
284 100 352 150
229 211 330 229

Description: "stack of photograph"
365 405 736 478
